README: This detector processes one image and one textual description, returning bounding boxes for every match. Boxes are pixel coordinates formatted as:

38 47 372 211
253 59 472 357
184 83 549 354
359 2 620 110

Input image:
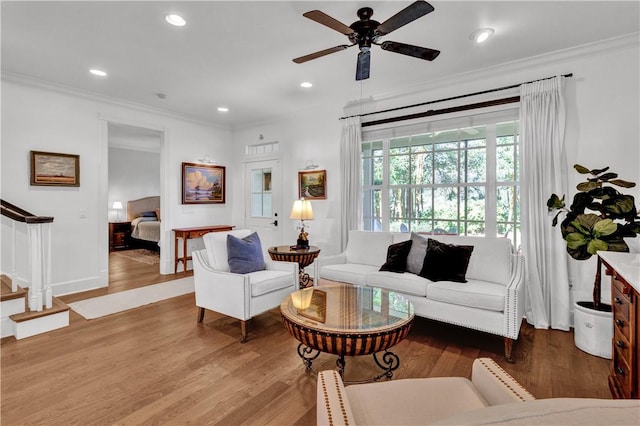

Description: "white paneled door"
244 159 282 253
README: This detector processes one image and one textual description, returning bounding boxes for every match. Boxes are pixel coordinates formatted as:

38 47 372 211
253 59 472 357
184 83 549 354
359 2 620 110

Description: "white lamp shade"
112 201 123 210
291 288 314 310
289 199 314 220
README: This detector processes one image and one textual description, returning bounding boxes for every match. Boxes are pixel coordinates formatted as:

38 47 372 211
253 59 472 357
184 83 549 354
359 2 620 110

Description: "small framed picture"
298 170 326 200
182 162 226 204
299 289 327 323
30 151 80 187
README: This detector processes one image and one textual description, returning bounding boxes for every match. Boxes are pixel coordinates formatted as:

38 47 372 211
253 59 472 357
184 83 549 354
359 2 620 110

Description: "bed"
127 196 161 246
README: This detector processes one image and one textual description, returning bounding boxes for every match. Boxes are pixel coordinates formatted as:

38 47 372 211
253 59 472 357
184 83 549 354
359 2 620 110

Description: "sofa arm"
471 358 535 406
313 253 347 284
317 370 356 426
503 254 526 340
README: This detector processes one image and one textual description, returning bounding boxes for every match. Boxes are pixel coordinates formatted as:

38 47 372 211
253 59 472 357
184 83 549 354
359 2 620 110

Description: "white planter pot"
573 301 613 359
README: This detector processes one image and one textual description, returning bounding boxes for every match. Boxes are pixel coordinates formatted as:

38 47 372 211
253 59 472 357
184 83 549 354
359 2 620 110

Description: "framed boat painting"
30 151 80 187
181 162 226 204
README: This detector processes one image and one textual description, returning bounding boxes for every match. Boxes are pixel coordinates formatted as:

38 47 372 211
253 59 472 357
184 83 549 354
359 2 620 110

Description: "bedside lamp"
290 198 314 248
112 201 123 222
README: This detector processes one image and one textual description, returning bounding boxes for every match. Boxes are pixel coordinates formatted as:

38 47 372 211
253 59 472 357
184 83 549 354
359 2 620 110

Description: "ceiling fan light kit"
293 0 440 81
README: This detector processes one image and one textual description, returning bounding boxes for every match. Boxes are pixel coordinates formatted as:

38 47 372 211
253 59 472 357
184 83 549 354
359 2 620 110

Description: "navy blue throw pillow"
141 211 157 217
419 238 474 283
379 240 413 273
227 232 266 274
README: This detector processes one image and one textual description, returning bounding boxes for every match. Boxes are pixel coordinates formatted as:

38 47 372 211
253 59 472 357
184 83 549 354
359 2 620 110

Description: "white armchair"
192 229 298 342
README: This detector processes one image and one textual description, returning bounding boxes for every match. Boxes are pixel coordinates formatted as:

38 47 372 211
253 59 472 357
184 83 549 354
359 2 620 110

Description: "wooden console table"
173 225 234 273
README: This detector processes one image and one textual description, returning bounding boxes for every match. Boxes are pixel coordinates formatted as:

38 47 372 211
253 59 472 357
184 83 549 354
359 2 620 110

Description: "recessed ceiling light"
470 28 494 43
300 82 313 88
217 107 229 113
165 14 186 27
89 69 107 77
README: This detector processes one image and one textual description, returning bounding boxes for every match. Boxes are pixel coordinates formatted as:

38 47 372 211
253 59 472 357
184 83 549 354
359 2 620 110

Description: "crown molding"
346 32 640 115
1 71 231 132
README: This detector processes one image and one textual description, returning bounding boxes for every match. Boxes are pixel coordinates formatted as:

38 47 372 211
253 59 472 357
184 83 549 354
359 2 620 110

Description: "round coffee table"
281 283 414 383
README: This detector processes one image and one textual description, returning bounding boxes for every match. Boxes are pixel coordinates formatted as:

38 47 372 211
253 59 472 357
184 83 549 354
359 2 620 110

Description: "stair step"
10 298 70 323
0 275 26 302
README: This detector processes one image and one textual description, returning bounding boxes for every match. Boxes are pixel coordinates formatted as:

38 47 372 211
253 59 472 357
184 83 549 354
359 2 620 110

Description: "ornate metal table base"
299 269 312 288
297 343 401 384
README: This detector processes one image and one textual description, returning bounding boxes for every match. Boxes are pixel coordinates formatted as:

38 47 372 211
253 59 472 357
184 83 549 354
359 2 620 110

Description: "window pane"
251 170 263 192
434 187 458 219
462 148 486 183
462 186 485 221
466 222 485 236
373 157 383 185
497 145 515 182
251 194 262 217
411 152 433 185
497 186 516 222
389 154 410 185
434 151 458 184
389 188 410 220
433 220 458 235
411 188 433 220
410 220 432 232
390 137 410 154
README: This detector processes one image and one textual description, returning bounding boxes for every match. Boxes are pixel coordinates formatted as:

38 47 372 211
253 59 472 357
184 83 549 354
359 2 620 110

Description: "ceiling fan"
293 0 440 81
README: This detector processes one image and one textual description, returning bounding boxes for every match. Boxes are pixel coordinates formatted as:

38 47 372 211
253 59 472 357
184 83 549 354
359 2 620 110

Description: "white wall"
1 78 234 294
108 147 160 221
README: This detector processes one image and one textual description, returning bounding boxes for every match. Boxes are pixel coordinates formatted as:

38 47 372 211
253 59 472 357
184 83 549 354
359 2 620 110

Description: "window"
362 114 520 248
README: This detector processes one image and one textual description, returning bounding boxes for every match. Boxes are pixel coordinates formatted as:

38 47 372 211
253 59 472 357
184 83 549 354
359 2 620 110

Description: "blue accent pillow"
141 211 157 217
227 232 266 274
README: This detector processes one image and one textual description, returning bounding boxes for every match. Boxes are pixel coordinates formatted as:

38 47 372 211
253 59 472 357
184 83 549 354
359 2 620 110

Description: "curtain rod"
340 73 573 122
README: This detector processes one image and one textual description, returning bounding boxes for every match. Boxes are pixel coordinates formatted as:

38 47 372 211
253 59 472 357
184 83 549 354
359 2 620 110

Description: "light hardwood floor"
1 255 612 425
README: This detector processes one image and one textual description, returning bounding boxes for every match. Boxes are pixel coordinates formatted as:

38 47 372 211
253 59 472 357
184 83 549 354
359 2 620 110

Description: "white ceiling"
2 1 639 129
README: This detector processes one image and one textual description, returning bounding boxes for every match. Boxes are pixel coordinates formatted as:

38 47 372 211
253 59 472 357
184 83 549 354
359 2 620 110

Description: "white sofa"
313 231 525 361
317 357 640 425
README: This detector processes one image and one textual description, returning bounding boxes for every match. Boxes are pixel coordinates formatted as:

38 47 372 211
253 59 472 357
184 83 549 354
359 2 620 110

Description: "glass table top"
281 283 414 334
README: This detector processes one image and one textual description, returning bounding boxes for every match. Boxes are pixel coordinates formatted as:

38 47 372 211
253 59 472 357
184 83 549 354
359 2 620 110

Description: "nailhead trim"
479 358 535 401
320 371 350 426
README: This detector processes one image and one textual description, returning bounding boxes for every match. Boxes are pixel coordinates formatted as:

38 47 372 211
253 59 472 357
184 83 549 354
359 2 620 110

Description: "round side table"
268 245 320 288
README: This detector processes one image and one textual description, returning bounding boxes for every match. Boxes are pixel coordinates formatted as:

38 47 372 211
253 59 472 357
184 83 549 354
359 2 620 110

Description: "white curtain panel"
520 76 571 330
340 116 363 252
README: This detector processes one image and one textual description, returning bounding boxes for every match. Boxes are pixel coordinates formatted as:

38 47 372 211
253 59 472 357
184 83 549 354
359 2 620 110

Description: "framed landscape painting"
182 162 226 204
30 151 80 187
298 170 326 200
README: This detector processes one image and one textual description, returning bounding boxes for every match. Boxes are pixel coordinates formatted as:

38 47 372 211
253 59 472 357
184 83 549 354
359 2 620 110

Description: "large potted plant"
547 164 639 357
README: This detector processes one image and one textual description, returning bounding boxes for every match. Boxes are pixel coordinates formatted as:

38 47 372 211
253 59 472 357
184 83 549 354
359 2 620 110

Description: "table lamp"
112 201 123 222
291 288 314 311
290 198 314 248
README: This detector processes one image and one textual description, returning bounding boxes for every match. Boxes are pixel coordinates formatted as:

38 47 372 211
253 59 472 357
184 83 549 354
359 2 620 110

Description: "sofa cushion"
203 229 253 271
227 232 266 274
248 270 294 297
367 271 429 297
321 263 379 286
379 240 413 273
406 232 428 274
346 377 488 425
427 279 505 312
345 230 394 267
419 238 474 283
430 236 513 285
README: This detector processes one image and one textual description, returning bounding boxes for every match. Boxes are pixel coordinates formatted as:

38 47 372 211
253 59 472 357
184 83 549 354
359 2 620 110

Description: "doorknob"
271 220 278 226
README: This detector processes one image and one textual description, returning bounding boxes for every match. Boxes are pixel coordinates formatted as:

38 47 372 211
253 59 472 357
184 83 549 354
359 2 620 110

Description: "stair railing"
1 199 54 311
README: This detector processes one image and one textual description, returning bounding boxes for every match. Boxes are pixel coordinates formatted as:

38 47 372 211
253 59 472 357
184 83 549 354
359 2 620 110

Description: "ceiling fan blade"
376 1 435 36
380 41 440 61
293 45 352 64
356 50 371 81
303 10 354 36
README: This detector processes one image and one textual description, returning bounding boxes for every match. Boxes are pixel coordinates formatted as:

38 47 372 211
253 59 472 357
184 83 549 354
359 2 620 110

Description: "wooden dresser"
599 252 640 399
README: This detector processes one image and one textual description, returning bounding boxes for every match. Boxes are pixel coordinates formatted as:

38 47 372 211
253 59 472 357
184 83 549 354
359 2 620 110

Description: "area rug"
112 249 160 265
68 277 194 320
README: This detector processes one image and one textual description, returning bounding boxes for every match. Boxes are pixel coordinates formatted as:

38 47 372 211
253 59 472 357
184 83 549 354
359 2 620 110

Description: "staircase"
1 199 70 339
1 274 70 339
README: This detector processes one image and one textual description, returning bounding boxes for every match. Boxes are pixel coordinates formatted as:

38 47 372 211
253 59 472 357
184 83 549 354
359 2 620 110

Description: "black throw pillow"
379 240 413 273
419 238 474 282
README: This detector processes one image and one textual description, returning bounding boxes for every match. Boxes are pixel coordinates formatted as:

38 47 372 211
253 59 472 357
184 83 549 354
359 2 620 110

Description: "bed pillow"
226 232 266 274
419 238 474 283
406 232 429 274
155 208 161 221
141 211 157 218
379 240 413 273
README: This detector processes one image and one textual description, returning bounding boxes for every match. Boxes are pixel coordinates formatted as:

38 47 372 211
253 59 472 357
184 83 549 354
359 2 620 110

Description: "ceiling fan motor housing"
350 7 380 49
